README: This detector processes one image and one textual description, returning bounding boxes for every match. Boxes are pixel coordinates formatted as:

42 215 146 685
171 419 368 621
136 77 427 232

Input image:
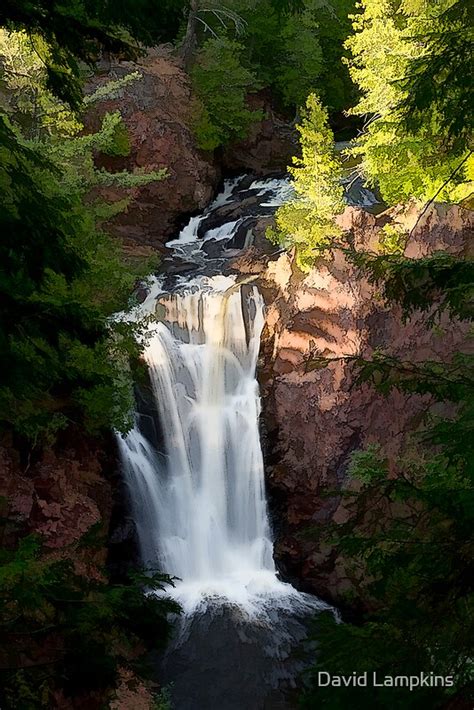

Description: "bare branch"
199 8 247 36
195 15 219 39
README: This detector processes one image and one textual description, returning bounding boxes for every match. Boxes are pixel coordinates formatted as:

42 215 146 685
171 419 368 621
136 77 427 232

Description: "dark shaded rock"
201 239 225 258
0 428 115 567
196 197 272 239
162 259 200 275
84 48 219 251
237 173 286 191
107 490 142 581
133 282 149 303
222 93 297 175
226 221 254 250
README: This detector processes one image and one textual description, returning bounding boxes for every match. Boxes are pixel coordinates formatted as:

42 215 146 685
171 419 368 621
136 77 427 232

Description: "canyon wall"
236 204 473 605
0 429 154 707
85 48 219 253
0 430 113 562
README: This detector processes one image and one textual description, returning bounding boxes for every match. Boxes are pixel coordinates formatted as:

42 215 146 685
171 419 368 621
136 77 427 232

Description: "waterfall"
118 275 298 613
115 179 337 708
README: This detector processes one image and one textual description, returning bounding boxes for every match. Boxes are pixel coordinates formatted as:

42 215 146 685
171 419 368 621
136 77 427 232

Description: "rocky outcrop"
85 53 298 253
0 430 114 571
0 430 147 707
85 48 219 251
236 204 473 605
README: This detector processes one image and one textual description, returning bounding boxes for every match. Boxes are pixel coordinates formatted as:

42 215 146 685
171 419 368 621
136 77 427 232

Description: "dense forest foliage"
0 533 179 708
0 0 472 707
269 3 472 708
186 0 357 147
0 2 182 707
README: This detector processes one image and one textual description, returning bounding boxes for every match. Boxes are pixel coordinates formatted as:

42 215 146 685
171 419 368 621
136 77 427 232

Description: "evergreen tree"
345 0 473 205
398 0 473 151
269 93 344 270
191 37 262 150
0 0 187 444
0 0 186 105
0 31 165 442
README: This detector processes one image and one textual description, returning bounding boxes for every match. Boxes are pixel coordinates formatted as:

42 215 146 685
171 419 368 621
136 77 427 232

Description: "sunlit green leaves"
345 0 473 204
270 93 344 269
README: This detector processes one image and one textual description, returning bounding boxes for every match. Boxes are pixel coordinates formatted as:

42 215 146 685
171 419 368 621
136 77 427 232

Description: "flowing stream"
116 175 360 708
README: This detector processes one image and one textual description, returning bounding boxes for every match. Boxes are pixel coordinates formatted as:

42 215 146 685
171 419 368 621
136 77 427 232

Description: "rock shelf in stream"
161 174 294 284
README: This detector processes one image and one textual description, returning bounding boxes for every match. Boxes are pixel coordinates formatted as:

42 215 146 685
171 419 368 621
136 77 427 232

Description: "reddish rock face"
246 204 473 604
0 430 114 573
0 427 151 705
84 52 298 252
85 49 220 250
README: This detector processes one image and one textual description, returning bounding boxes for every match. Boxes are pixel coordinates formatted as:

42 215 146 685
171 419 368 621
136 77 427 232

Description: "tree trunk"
179 0 200 70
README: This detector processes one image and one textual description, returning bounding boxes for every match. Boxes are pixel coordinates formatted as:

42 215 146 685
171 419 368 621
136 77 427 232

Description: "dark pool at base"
154 601 320 710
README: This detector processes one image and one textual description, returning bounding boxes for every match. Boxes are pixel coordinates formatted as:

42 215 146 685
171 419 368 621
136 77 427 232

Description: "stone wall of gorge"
85 48 220 253
233 203 473 606
0 429 113 562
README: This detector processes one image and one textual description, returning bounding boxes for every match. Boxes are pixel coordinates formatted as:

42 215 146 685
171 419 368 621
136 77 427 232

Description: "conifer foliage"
0 30 165 443
191 37 263 150
269 93 344 270
345 0 473 204
185 0 357 148
0 531 179 707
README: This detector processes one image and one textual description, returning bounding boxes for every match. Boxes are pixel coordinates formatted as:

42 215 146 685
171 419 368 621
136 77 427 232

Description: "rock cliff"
221 92 297 175
0 431 112 558
235 204 473 605
85 51 296 254
85 48 220 252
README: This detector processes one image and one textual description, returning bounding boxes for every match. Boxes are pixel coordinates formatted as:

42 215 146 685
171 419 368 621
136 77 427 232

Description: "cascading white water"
119 274 318 614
